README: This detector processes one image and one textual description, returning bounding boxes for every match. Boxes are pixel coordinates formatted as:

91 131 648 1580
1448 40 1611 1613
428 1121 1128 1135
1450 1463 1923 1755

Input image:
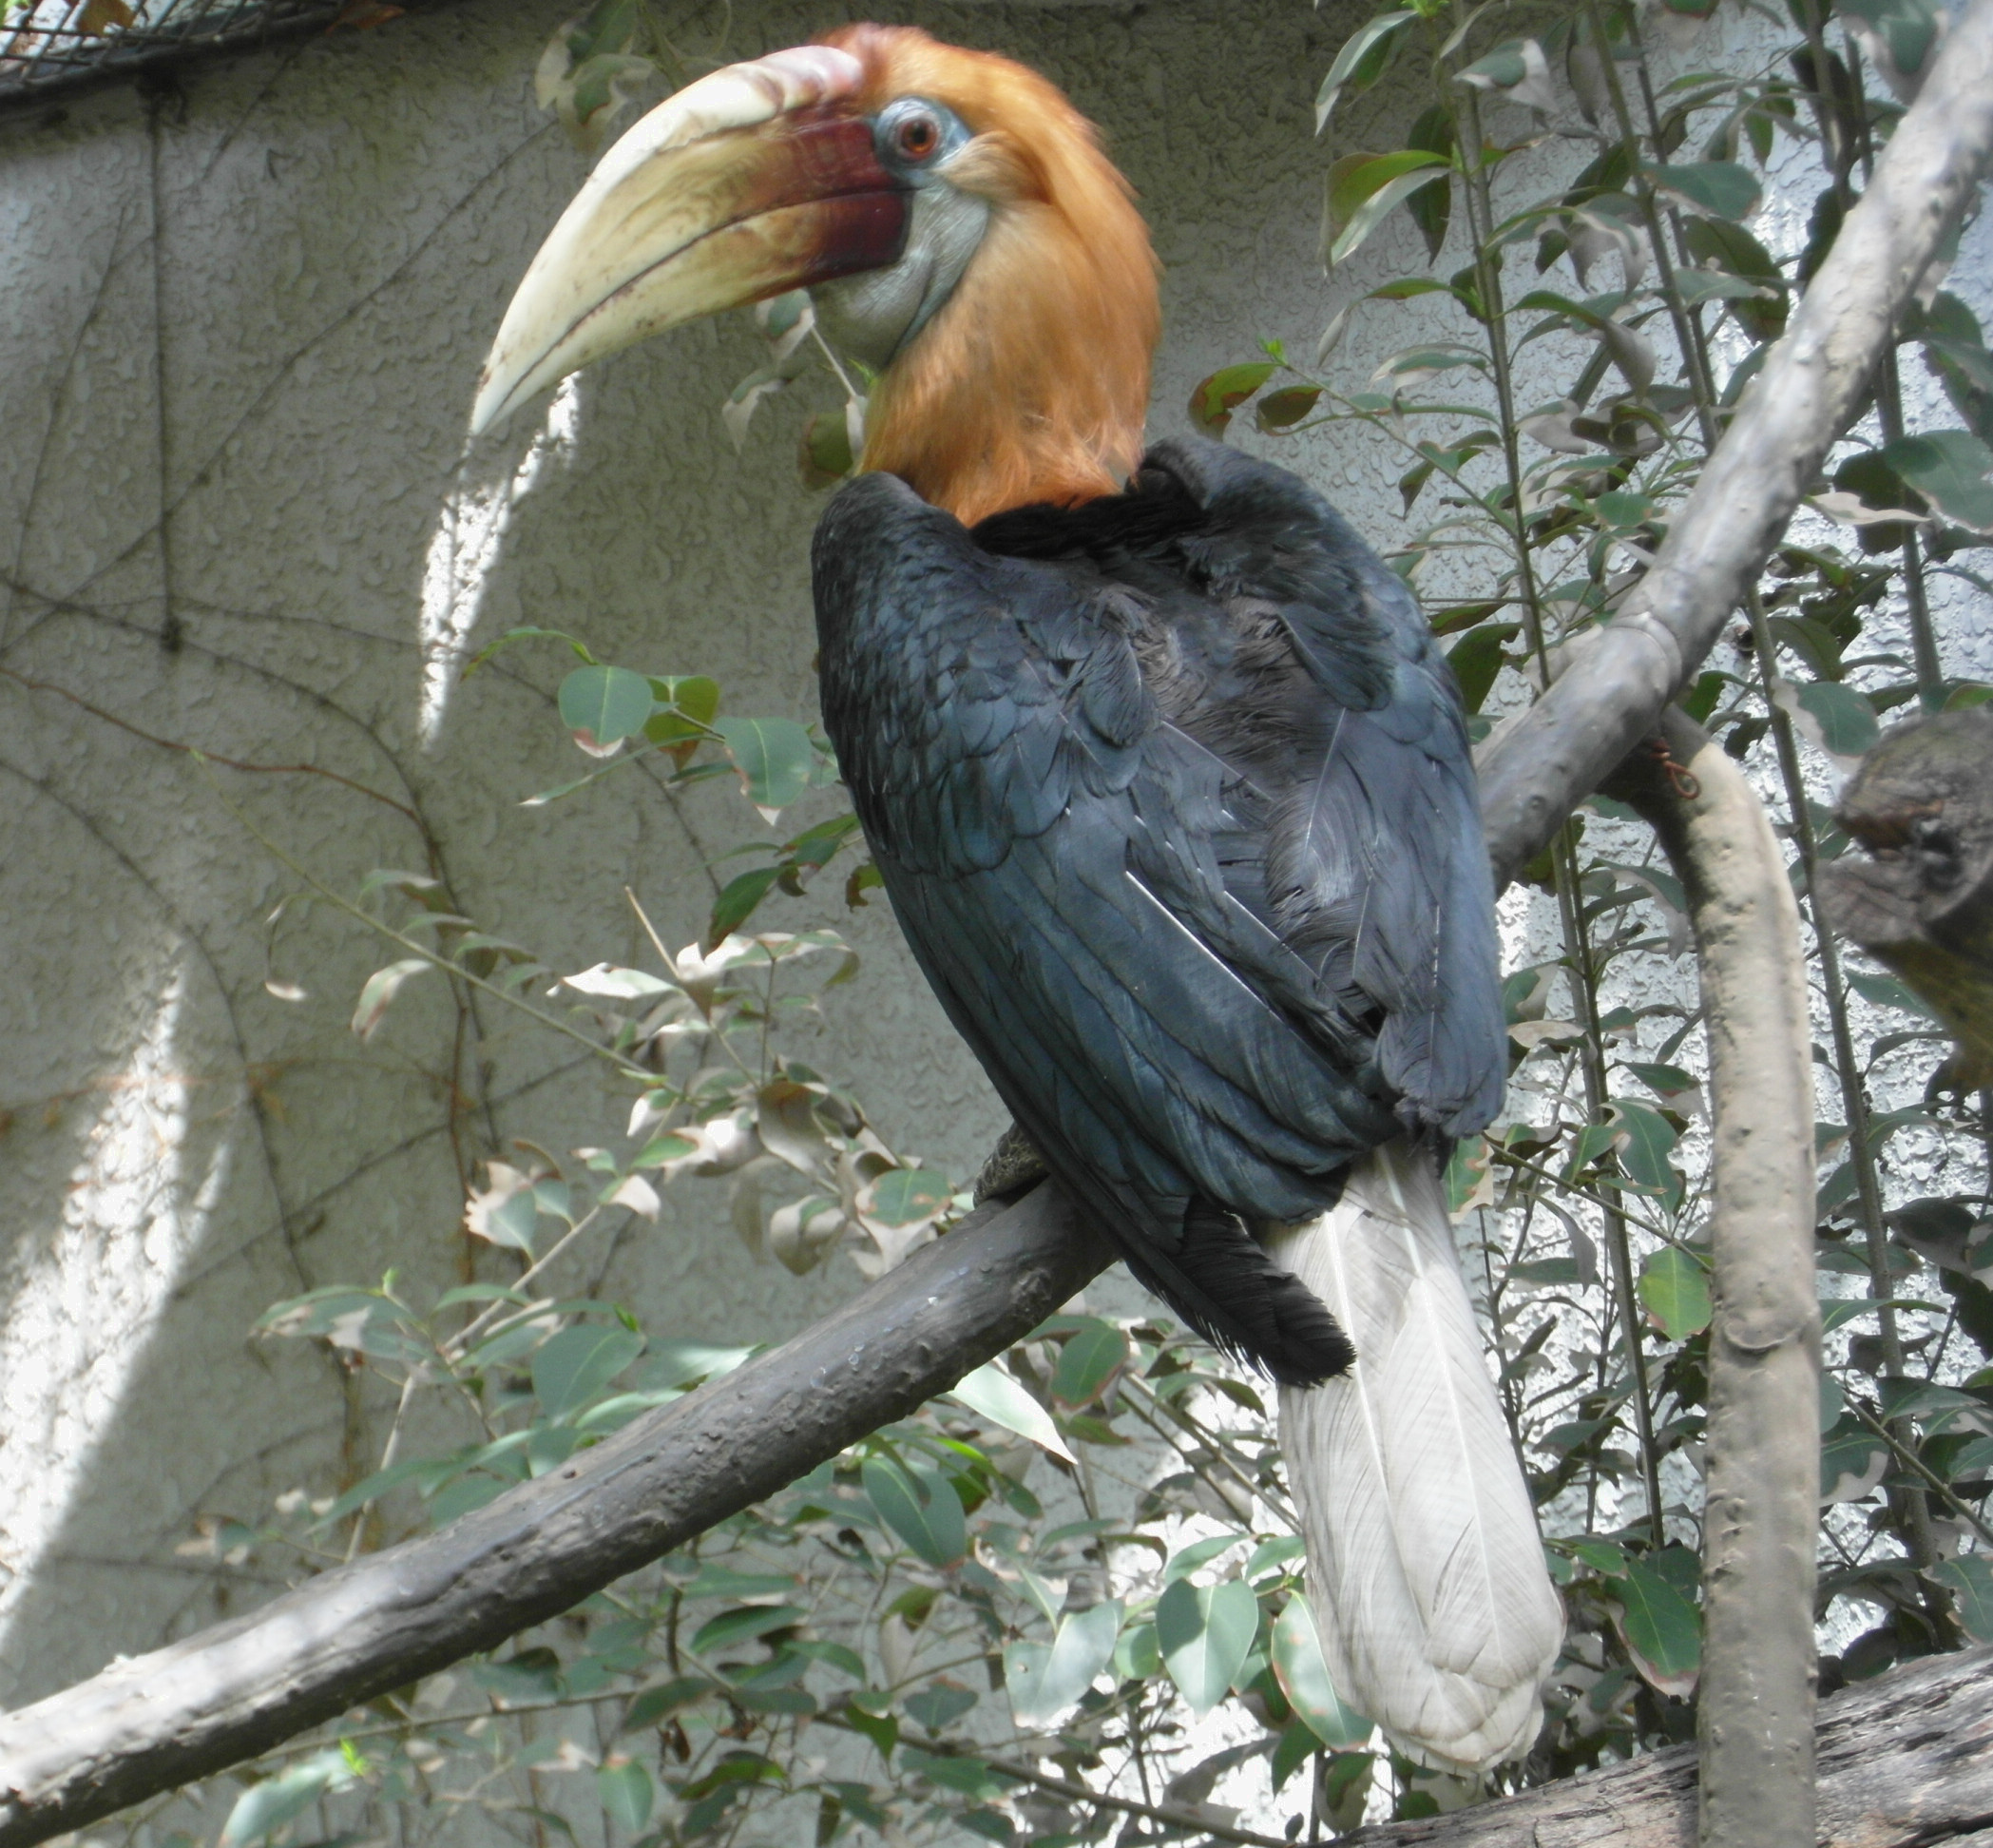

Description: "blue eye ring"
873 97 968 175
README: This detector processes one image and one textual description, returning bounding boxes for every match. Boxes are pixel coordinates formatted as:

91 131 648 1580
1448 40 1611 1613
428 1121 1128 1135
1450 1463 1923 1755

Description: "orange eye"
897 112 940 160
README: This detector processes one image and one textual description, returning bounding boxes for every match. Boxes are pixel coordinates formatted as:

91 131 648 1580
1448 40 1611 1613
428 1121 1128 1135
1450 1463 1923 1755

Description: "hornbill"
471 26 1563 1773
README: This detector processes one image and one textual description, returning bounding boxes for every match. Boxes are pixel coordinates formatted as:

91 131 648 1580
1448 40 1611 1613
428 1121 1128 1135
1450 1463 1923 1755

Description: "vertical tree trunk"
1617 716 1821 1848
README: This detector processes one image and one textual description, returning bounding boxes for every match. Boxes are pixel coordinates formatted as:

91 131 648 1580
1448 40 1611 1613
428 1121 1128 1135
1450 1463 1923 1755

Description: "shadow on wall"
0 0 1374 1703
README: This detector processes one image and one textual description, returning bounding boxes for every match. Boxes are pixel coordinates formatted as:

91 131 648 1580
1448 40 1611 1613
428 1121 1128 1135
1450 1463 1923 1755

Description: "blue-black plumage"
471 24 1562 1767
814 436 1506 1383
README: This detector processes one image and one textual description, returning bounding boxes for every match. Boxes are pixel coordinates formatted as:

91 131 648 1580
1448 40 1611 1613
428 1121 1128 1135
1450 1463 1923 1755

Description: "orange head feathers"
818 26 1159 524
471 26 1160 526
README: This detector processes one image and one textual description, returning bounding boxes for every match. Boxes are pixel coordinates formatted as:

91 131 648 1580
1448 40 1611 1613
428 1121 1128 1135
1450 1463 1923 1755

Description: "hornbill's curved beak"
470 45 907 435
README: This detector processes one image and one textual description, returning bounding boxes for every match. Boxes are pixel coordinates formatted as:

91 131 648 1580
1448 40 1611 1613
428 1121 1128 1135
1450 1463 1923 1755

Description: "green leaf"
648 672 720 727
534 1324 643 1421
1444 623 1520 714
1793 680 1881 758
1256 385 1324 432
1049 1319 1128 1407
1155 1577 1259 1715
904 1681 978 1731
1272 1596 1371 1747
897 1749 1008 1800
1845 970 1944 1022
862 1454 966 1567
799 408 855 489
1638 1247 1712 1340
1113 1618 1161 1680
707 865 782 948
351 958 433 1043
1454 38 1554 109
559 664 656 755
691 1604 806 1653
1313 10 1415 133
1933 1555 1993 1642
843 1702 898 1761
1651 161 1760 221
1609 1556 1701 1698
1162 1534 1243 1585
948 1362 1076 1463
622 1676 711 1729
867 1167 953 1227
1006 1600 1121 1725
1885 430 1993 532
713 716 814 821
1682 219 1786 339
1821 1415 1890 1502
1624 1062 1699 1105
1841 0 1942 84
1271 1717 1321 1794
1611 1101 1680 1195
598 1756 655 1833
220 1754 352 1848
1327 151 1450 267
1189 362 1277 437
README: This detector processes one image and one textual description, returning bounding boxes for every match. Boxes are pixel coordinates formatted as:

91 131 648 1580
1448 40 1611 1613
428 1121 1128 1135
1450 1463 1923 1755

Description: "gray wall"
0 0 1415 1703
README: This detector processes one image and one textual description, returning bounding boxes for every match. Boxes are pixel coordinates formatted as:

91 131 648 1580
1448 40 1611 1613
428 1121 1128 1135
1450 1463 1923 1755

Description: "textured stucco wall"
0 0 1442 1705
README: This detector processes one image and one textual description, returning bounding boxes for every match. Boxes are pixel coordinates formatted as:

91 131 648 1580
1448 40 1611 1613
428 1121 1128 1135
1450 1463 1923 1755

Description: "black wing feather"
812 436 1504 1384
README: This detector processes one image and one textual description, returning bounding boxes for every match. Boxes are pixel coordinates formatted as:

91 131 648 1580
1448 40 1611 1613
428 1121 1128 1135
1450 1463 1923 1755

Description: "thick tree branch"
1478 0 1993 891
5 9 1993 1839
1613 716 1820 1848
0 1192 1113 1845
1333 1642 1993 1848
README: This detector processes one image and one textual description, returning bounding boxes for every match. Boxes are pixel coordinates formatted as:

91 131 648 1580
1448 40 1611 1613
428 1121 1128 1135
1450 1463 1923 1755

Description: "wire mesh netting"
0 0 412 110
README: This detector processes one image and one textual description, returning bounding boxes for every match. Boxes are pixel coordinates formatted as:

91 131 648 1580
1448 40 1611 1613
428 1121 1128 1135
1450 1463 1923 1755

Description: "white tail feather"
1265 1143 1563 1773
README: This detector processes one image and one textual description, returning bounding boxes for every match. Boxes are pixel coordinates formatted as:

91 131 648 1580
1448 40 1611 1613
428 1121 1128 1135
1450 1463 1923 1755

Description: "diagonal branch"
1478 0 1993 891
0 1191 1112 1845
4 7 1993 1841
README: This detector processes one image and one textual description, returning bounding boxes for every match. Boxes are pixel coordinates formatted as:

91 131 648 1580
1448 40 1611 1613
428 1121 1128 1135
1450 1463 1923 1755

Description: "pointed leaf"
220 1754 351 1848
1933 1554 1993 1642
1049 1320 1128 1407
352 958 432 1042
1651 161 1761 221
1272 1596 1372 1747
1314 10 1415 133
867 1167 954 1228
1156 1577 1258 1715
862 1455 966 1567
948 1362 1076 1463
1885 430 1993 532
1006 1601 1121 1725
559 664 656 756
598 1756 655 1833
1638 1247 1712 1340
713 716 814 820
534 1324 643 1420
1608 1556 1701 1698
1610 1101 1680 1194
1189 362 1277 437
1821 1415 1891 1503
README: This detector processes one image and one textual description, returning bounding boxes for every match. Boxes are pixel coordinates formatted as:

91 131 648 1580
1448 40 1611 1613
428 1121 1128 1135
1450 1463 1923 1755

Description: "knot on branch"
1816 708 1993 1089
